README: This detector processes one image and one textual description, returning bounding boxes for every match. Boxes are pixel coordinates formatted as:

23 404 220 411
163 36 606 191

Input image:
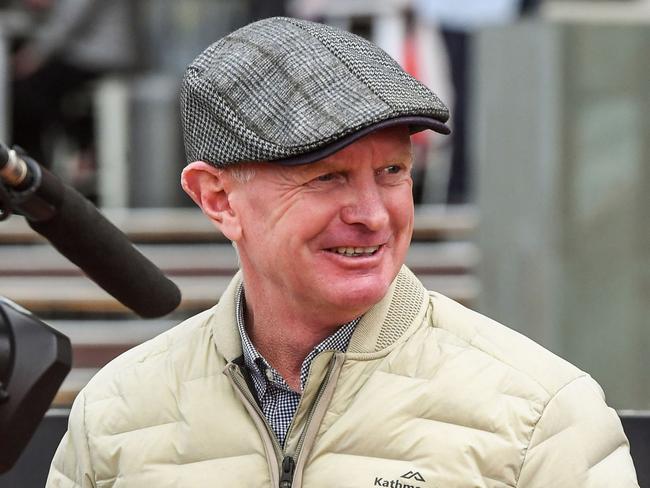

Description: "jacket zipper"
276 354 342 487
290 353 343 487
227 353 342 488
279 456 296 488
293 354 339 457
226 365 284 484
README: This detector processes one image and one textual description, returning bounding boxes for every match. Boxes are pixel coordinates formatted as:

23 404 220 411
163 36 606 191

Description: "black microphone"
0 143 182 318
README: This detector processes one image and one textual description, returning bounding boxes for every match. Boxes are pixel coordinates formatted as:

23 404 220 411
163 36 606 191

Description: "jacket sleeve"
517 375 639 487
45 392 96 488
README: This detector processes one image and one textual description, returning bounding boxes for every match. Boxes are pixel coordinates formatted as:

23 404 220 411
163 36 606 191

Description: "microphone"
0 143 181 318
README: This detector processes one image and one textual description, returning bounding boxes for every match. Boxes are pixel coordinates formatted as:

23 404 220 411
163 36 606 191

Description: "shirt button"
265 368 274 381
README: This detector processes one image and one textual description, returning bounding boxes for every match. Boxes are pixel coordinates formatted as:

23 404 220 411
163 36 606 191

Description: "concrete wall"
473 20 650 408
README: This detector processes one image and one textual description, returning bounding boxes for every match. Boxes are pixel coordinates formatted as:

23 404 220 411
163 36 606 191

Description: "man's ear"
181 161 242 241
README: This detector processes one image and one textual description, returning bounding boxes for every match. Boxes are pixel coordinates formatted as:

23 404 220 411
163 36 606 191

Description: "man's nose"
340 178 390 231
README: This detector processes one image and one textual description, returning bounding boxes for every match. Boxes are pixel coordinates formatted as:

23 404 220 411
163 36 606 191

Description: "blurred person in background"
413 0 541 203
10 0 137 193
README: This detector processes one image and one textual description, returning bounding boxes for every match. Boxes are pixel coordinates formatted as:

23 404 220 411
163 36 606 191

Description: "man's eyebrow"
387 150 414 166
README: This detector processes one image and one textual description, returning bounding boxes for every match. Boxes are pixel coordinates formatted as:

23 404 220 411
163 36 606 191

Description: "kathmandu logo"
373 470 426 487
402 471 426 482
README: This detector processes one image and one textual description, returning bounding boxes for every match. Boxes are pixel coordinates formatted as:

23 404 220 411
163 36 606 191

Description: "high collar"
209 265 429 363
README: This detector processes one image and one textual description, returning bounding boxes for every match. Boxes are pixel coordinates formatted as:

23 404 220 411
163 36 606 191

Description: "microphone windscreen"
28 186 181 317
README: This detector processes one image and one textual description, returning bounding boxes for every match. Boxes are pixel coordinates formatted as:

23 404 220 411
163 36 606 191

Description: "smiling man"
46 17 638 488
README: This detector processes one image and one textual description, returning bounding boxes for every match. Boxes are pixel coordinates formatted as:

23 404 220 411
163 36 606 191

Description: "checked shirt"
235 285 360 447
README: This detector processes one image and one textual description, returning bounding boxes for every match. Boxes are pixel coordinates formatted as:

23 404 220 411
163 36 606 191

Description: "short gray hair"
223 164 256 183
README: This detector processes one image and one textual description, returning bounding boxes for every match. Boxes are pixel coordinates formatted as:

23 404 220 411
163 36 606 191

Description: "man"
46 17 638 487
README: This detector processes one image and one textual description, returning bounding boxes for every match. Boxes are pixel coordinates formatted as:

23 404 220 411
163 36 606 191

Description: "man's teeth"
332 246 379 256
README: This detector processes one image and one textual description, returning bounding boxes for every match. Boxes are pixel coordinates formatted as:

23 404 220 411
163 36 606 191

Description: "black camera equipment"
0 298 71 473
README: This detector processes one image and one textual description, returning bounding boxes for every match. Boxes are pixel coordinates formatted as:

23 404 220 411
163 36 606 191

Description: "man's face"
229 126 414 321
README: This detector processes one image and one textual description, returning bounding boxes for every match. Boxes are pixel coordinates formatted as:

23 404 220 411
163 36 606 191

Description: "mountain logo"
401 471 426 482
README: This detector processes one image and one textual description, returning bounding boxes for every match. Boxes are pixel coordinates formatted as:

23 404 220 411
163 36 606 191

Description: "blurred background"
0 0 648 484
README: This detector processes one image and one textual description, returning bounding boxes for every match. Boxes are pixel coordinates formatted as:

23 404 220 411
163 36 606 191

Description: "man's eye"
316 173 335 182
380 165 402 175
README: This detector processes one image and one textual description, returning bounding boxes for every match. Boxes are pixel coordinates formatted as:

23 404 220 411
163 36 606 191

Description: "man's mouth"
327 245 380 257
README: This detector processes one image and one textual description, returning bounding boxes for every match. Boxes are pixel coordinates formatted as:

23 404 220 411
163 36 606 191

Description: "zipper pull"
279 456 295 488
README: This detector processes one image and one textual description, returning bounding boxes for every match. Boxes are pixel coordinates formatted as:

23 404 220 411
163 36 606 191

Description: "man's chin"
323 274 393 315
308 253 402 314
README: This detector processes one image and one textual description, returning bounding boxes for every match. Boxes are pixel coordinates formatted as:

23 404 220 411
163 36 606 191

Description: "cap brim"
271 116 451 166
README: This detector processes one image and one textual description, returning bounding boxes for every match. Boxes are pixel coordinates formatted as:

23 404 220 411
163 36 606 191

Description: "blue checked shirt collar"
235 284 359 446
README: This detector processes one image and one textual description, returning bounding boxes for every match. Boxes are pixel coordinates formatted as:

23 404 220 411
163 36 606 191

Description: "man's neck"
242 297 342 391
241 277 365 391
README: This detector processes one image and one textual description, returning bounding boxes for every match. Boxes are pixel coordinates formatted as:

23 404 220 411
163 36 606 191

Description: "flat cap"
180 16 450 167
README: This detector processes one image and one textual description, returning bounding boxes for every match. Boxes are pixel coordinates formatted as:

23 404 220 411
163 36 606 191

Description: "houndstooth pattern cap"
180 16 450 167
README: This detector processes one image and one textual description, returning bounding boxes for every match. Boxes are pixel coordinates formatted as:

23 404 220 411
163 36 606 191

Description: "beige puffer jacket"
46 267 638 487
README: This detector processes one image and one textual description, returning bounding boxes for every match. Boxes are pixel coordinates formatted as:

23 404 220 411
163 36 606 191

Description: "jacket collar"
209 266 429 362
209 270 245 362
347 265 428 354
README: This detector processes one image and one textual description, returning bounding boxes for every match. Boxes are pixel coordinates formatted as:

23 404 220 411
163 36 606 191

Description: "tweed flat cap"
180 16 450 167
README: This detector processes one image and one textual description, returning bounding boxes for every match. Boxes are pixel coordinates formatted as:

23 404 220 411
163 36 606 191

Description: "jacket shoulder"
428 291 587 398
425 292 638 485
80 306 222 403
47 306 245 486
